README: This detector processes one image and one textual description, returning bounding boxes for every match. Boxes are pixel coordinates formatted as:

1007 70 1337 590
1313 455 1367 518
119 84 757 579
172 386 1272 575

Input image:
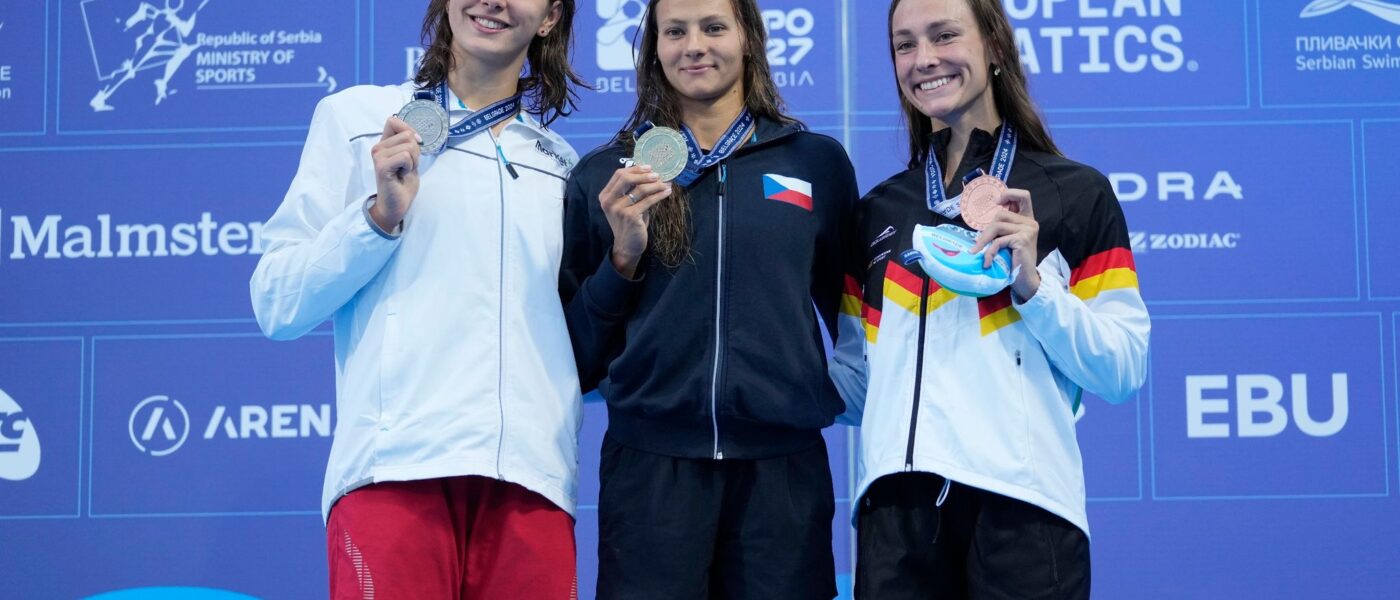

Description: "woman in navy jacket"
558 0 859 597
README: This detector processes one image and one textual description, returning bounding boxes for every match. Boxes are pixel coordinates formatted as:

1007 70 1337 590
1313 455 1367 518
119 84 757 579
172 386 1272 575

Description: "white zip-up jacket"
250 82 582 522
832 130 1150 535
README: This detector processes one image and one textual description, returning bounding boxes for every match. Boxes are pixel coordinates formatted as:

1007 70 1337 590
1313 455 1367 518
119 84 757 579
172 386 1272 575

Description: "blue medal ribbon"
927 124 1018 218
428 82 522 142
672 110 756 187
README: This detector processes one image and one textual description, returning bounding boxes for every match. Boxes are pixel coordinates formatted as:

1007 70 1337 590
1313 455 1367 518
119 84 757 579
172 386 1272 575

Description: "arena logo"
1289 0 1400 72
592 5 817 93
1185 373 1350 439
0 387 41 481
129 394 332 457
0 211 265 262
1004 0 1196 74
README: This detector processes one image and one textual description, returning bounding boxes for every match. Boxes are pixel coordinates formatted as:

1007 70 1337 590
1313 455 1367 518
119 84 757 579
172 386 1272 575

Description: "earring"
993 65 1002 76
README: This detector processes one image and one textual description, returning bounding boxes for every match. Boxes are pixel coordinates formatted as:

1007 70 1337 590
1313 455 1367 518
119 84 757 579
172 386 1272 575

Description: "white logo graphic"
0 388 41 482
83 0 211 111
129 395 190 456
762 8 815 66
1302 0 1400 25
129 396 331 456
597 0 645 71
1129 231 1241 253
2 211 266 262
1007 0 1194 74
1110 170 1244 202
81 0 336 113
201 404 332 440
1186 373 1350 438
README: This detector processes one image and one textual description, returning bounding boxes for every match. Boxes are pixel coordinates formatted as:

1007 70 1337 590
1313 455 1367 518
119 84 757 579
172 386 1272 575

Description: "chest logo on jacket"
763 174 813 211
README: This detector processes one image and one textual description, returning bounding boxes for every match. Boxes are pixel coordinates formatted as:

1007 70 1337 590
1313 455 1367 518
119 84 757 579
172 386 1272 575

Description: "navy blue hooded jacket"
558 116 860 459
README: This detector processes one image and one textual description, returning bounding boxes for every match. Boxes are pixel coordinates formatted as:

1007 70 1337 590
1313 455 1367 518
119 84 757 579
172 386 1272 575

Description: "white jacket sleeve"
1015 184 1150 405
250 95 401 341
1015 259 1149 404
830 304 869 426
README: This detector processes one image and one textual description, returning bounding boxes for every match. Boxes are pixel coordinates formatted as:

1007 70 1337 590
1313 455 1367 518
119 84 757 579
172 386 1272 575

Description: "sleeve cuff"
363 195 402 240
583 254 644 319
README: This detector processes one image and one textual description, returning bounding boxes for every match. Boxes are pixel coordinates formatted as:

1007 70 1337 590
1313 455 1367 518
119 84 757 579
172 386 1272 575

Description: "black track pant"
596 435 837 600
856 472 1090 600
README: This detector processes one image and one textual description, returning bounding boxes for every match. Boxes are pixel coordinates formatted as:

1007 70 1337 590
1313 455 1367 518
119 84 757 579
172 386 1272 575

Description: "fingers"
999 188 1033 218
373 123 422 177
626 184 674 215
600 166 664 212
384 116 416 138
970 213 1038 268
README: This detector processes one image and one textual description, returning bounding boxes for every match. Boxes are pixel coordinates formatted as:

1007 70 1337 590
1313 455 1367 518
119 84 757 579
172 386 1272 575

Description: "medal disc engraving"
633 127 688 183
397 99 450 154
960 175 1007 230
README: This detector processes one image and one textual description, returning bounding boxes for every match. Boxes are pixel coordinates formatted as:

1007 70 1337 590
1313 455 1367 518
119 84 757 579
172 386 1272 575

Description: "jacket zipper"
904 270 931 471
709 163 729 460
492 130 508 477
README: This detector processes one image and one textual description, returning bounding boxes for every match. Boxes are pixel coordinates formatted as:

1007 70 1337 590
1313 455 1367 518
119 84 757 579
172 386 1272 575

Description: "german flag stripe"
885 261 924 296
1071 268 1139 301
863 305 882 343
977 289 1021 336
1070 247 1136 286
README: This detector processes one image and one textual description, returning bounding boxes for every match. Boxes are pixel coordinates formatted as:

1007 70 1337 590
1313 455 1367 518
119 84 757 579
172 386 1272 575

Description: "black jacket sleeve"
558 161 642 393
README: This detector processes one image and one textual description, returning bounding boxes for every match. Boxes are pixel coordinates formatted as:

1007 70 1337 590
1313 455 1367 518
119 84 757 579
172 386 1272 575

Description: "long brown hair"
621 0 800 268
887 0 1060 166
415 0 587 126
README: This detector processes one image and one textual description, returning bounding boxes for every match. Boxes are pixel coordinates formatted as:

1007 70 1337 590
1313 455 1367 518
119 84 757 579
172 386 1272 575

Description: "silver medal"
632 127 688 183
397 98 450 154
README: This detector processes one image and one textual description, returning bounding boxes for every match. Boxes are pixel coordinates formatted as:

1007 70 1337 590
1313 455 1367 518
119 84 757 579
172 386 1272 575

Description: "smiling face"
890 0 999 131
446 0 562 68
653 0 747 107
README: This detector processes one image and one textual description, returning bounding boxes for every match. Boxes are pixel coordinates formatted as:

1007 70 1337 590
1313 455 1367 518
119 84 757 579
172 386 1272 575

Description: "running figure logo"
83 0 210 112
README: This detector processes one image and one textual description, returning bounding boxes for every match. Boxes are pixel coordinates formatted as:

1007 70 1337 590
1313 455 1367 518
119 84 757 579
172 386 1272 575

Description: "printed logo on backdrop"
1 211 264 263
90 335 334 516
0 0 47 134
1055 122 1357 303
597 0 646 71
1003 0 1248 110
128 395 189 456
1113 169 1245 254
0 387 41 482
1149 315 1387 499
1258 0 1400 105
128 394 331 457
61 0 353 132
580 1 837 119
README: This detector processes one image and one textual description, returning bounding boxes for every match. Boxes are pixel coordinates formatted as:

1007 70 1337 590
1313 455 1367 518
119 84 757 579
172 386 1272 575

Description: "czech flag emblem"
763 174 814 211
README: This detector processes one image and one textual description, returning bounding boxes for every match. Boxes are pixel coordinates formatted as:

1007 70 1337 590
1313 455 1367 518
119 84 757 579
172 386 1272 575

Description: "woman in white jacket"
249 1 586 597
831 0 1150 597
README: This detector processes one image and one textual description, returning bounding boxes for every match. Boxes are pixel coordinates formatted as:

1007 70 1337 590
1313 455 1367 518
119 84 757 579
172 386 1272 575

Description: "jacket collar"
929 125 1003 175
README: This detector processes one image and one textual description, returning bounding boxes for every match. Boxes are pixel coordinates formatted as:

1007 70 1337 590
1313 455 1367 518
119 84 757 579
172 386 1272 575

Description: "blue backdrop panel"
1055 121 1360 304
0 0 49 135
2 1 1399 598
1365 119 1400 299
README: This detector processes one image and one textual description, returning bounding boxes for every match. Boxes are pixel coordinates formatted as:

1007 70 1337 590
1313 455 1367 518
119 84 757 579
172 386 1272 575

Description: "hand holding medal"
597 127 684 279
969 186 1040 301
369 116 424 232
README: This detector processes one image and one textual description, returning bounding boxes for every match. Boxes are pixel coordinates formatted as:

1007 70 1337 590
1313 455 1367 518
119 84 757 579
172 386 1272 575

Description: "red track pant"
326 476 577 599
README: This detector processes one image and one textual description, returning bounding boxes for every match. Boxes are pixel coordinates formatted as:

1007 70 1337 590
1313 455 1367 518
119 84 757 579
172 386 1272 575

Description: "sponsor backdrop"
1 0 1397 597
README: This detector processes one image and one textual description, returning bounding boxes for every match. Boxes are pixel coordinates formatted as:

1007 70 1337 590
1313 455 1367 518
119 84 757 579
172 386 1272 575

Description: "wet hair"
888 0 1061 165
415 0 586 126
619 0 800 268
